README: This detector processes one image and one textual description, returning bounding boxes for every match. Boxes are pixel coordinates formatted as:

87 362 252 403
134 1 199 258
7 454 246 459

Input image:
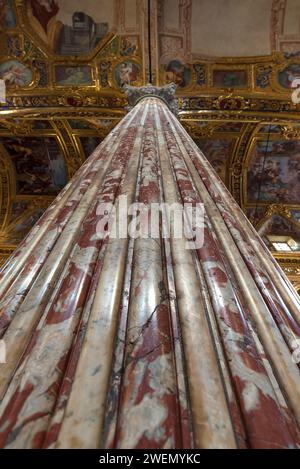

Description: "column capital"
123 83 178 115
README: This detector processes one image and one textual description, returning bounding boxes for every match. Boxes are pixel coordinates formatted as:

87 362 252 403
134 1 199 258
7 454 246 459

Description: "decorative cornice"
179 95 300 113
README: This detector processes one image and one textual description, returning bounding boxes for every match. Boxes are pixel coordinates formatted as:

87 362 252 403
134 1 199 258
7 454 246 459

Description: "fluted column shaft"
0 94 300 449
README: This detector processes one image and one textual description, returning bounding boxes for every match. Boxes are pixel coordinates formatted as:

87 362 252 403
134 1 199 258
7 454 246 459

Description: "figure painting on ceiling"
55 66 92 85
246 207 265 225
13 208 46 236
10 201 30 223
0 0 16 30
114 61 140 87
27 0 62 51
260 214 299 236
165 60 191 88
0 136 68 195
247 140 300 204
278 63 300 89
213 69 247 88
3 207 46 245
80 137 102 159
26 0 109 55
195 138 231 182
0 60 33 86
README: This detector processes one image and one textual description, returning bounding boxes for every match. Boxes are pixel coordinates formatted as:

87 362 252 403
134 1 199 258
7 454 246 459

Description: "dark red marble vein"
158 106 300 448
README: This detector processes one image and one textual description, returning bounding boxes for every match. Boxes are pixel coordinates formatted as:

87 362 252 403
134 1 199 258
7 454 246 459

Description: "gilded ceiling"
0 0 300 289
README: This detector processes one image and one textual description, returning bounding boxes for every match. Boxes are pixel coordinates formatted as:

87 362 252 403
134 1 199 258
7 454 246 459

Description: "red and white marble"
0 89 299 449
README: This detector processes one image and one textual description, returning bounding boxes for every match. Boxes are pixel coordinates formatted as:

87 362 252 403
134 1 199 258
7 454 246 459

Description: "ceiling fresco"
193 137 235 184
1 135 68 194
27 0 111 56
247 139 300 205
0 0 300 290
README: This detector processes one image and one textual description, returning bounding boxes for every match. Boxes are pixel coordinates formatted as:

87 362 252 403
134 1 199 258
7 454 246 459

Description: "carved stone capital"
123 83 178 115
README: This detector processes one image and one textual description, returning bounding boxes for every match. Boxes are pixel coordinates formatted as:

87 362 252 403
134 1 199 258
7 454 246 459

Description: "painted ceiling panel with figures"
0 0 300 290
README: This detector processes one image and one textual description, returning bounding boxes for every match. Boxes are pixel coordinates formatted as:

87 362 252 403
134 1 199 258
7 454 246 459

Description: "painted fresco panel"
278 63 300 88
0 60 32 86
1 136 68 195
165 60 191 88
113 61 140 87
212 69 247 88
26 0 110 55
194 138 232 182
55 65 92 85
247 140 300 204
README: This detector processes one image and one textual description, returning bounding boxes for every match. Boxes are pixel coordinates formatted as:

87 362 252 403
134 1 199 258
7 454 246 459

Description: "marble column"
0 84 300 449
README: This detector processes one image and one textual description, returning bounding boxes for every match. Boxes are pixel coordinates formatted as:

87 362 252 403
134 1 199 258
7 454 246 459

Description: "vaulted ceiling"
1 0 300 289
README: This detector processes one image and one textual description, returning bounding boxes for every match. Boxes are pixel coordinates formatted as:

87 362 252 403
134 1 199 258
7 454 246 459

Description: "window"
272 242 292 252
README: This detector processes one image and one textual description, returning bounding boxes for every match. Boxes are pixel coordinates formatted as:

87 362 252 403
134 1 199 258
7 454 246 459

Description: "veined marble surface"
0 93 300 449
